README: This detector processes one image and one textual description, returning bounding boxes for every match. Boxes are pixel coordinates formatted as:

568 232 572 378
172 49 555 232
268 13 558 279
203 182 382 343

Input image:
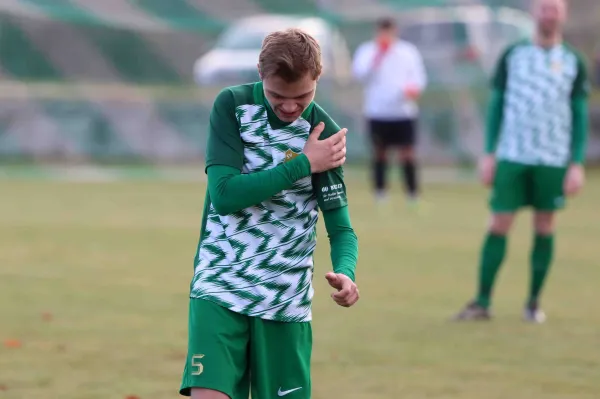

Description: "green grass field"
1 169 599 399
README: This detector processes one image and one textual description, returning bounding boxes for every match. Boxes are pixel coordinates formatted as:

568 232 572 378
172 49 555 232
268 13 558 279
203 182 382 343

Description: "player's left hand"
564 164 585 196
325 272 359 308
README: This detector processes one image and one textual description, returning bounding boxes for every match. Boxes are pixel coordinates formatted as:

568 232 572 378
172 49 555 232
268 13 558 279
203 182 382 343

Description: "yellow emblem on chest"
284 149 300 162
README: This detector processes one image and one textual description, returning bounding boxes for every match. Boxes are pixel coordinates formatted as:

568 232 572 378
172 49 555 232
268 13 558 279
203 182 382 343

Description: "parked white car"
194 14 352 86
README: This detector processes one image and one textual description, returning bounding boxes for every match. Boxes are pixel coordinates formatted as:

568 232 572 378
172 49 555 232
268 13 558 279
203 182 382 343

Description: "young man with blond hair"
179 28 359 398
454 0 590 323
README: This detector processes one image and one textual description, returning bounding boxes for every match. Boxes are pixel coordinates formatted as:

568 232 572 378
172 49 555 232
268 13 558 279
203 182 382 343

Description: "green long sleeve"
571 97 589 164
485 89 504 154
322 206 358 281
207 154 311 215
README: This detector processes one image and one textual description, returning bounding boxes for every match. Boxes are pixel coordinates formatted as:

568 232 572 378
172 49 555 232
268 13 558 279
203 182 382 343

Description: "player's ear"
257 63 262 80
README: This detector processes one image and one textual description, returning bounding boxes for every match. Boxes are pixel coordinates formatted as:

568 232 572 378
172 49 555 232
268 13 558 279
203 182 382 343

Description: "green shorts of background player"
454 0 590 324
179 28 359 398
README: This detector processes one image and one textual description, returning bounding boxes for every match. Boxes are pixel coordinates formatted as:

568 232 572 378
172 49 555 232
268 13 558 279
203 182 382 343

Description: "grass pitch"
1 168 599 398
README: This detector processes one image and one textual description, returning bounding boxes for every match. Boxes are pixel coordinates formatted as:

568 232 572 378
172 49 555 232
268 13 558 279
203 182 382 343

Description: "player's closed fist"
325 272 359 308
479 155 496 187
564 164 585 196
303 123 347 173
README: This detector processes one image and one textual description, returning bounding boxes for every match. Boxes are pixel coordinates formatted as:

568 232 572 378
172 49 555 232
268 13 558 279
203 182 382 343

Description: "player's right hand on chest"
303 122 347 173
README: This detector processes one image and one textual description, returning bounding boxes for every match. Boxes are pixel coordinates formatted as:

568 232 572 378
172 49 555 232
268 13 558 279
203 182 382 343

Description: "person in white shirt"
352 17 427 204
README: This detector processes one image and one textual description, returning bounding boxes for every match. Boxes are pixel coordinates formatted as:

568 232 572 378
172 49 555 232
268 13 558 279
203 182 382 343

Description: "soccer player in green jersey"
179 28 359 398
454 0 589 323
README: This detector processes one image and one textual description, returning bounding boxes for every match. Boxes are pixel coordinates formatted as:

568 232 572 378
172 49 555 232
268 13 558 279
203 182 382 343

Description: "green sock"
476 233 507 308
528 234 554 307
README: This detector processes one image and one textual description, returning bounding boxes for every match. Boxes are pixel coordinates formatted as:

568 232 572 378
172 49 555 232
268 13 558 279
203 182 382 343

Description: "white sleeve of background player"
351 43 376 82
408 44 427 91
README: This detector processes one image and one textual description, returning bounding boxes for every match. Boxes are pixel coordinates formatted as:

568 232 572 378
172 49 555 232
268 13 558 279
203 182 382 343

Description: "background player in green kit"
180 29 359 398
454 0 590 323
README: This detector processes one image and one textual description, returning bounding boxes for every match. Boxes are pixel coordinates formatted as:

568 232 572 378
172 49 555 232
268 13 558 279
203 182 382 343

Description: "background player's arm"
570 55 591 165
485 48 509 155
563 52 590 196
206 88 312 216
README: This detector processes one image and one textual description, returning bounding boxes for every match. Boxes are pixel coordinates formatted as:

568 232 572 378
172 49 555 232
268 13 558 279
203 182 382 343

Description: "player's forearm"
485 89 504 154
323 206 358 281
571 97 589 164
207 155 311 215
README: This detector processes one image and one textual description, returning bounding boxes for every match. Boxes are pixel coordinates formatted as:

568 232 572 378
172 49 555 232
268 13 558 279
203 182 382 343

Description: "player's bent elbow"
207 179 241 216
210 196 238 216
212 203 236 216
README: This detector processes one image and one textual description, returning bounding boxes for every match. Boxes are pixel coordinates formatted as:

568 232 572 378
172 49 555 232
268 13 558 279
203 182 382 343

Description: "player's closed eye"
269 91 312 100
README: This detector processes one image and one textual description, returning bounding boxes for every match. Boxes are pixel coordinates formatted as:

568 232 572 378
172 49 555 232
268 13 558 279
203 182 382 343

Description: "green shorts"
490 160 568 213
180 298 312 399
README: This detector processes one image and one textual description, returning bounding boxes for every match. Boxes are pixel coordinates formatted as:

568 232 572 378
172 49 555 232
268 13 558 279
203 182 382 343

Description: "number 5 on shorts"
191 354 205 375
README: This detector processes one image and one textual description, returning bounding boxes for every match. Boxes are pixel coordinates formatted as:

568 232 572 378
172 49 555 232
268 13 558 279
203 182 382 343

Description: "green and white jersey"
493 40 590 166
190 82 347 323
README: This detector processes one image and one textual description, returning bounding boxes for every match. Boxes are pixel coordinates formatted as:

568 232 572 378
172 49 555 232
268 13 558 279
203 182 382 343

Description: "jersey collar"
528 37 564 52
253 81 314 129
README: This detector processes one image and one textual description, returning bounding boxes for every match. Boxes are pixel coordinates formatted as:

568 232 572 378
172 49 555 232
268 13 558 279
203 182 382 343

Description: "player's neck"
535 33 563 49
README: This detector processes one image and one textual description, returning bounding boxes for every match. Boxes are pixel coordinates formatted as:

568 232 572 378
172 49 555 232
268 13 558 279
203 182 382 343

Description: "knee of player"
399 148 415 162
533 212 555 235
488 213 514 235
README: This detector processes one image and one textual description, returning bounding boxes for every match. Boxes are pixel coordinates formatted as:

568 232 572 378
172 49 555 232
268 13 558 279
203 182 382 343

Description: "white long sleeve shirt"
352 40 427 120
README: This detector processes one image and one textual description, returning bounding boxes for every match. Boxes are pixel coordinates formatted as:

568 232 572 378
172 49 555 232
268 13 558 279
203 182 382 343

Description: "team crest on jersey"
284 149 300 162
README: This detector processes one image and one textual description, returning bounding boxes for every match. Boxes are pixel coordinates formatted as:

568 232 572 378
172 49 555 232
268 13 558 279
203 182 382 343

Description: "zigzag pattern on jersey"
497 44 578 166
237 105 272 171
191 103 321 322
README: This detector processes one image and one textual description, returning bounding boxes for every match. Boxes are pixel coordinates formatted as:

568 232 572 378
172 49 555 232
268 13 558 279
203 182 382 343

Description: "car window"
216 24 327 51
474 21 528 59
216 27 267 50
491 21 525 42
402 22 468 48
400 24 423 44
